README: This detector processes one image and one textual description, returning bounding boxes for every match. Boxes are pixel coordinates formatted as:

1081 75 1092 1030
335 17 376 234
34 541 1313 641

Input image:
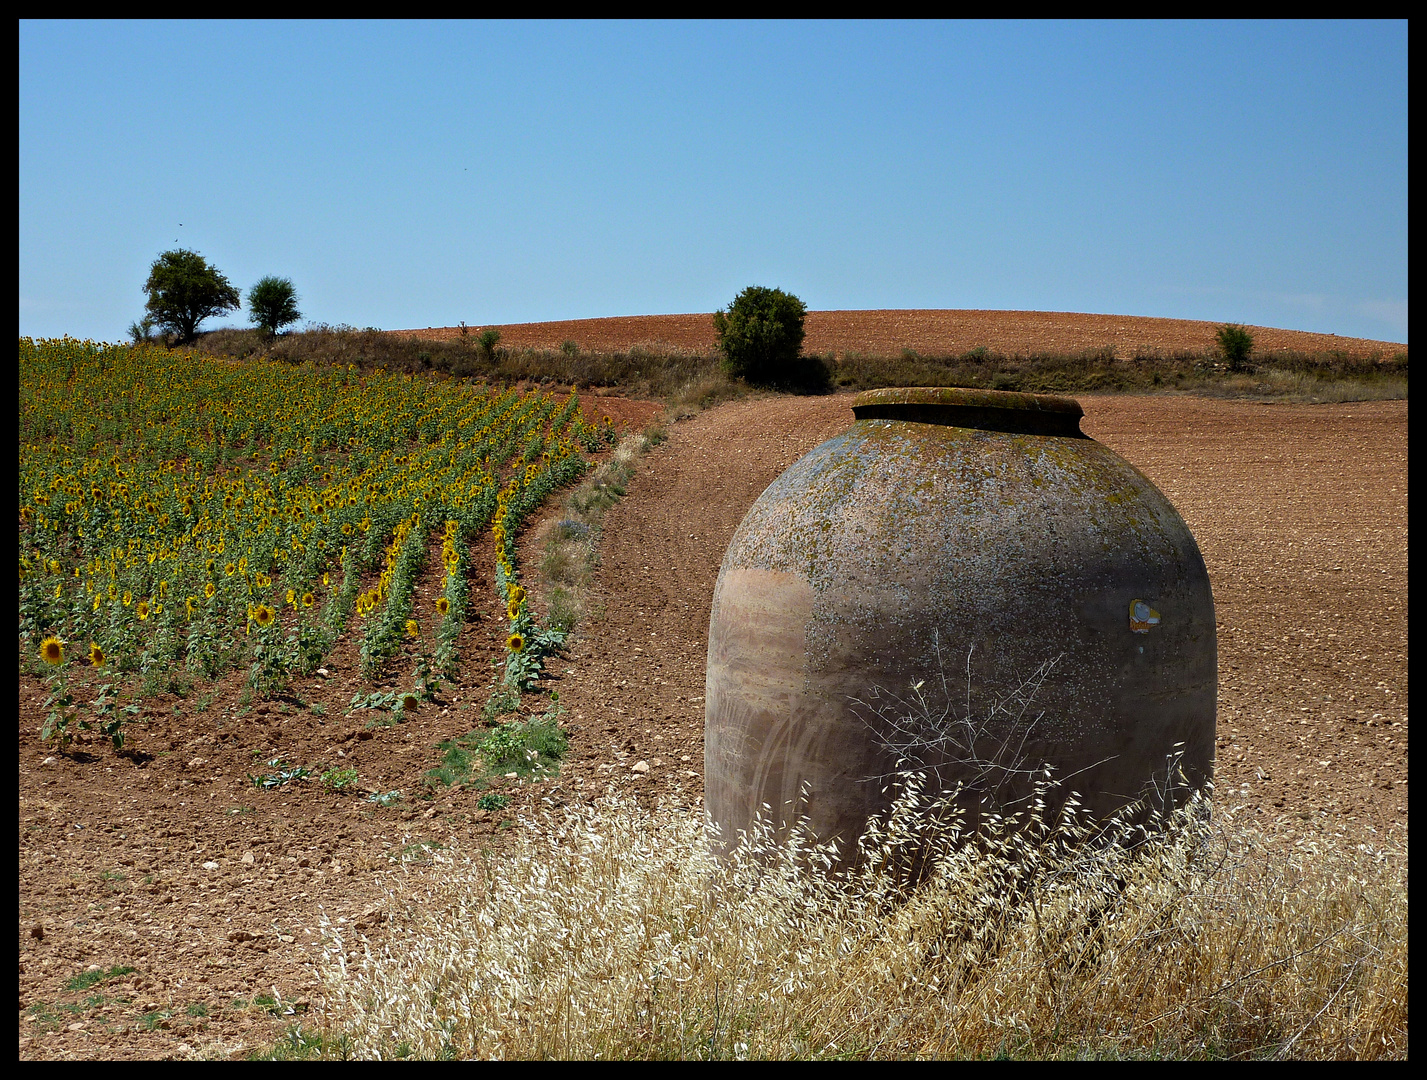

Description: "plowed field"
396 309 1406 359
18 390 1408 1060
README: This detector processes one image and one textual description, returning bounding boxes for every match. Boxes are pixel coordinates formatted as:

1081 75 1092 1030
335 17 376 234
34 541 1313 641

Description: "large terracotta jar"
705 387 1216 861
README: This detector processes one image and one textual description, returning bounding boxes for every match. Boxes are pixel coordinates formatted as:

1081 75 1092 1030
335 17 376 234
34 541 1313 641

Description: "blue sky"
19 20 1408 343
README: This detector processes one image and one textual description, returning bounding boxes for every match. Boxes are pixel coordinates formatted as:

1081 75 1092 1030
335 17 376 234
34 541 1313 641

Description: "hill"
395 309 1406 360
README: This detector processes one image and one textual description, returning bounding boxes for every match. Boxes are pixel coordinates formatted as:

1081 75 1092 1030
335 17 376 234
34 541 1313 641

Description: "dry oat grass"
313 774 1406 1060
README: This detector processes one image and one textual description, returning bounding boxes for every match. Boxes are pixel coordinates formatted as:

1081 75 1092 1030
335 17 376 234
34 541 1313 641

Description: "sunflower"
405 619 419 639
254 604 275 628
88 642 105 667
224 562 236 576
204 581 216 599
40 636 65 665
436 596 450 616
186 597 197 618
400 692 420 712
506 632 525 654
302 591 315 608
507 598 523 620
321 572 330 588
136 599 151 621
123 590 133 606
286 588 296 606
510 585 527 604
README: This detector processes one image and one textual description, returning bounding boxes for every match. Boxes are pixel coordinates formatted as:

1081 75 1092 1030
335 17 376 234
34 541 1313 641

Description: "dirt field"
396 309 1407 360
17 391 1408 1060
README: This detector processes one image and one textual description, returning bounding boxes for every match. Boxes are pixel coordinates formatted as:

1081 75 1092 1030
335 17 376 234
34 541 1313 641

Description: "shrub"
142 249 241 344
1216 324 1255 372
127 317 155 345
248 276 303 337
478 329 502 358
713 285 808 386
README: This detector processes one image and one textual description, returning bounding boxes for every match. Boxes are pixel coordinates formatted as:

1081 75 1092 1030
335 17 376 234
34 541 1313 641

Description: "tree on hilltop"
142 249 241 344
248 276 303 337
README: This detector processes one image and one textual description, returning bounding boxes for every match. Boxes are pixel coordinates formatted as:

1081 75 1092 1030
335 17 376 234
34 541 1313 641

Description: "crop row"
19 337 615 701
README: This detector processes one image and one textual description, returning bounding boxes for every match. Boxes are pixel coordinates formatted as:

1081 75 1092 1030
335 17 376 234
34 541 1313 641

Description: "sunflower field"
18 337 614 736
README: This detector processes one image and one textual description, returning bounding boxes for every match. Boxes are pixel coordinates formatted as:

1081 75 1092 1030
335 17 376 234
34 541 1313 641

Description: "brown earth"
395 309 1407 360
17 392 1408 1060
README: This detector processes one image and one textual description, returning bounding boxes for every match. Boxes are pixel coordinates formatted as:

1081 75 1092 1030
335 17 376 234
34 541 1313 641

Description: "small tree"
248 276 303 337
126 316 155 345
478 329 502 358
713 285 807 385
142 249 241 344
1216 324 1255 373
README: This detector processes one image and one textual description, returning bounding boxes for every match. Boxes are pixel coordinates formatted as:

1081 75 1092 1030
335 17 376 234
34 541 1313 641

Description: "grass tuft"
311 776 1406 1060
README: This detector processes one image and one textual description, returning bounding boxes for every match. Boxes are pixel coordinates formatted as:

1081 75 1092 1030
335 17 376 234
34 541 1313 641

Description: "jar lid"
851 386 1085 437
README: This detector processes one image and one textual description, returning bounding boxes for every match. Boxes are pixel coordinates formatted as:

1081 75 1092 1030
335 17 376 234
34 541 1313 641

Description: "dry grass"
191 327 1406 405
311 775 1406 1060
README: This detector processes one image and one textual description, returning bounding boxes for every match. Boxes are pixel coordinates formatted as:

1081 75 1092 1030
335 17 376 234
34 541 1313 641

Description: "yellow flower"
186 597 197 618
510 585 526 604
436 596 450 616
506 633 525 653
405 619 419 639
507 598 522 620
123 590 132 606
321 572 329 587
88 642 105 667
302 591 314 608
136 599 151 621
254 604 275 627
40 636 65 665
224 562 236 576
205 581 216 599
286 588 296 606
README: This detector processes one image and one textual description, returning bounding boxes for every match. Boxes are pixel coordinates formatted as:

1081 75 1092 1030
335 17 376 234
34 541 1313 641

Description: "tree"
248 276 303 337
713 285 807 385
142 249 241 344
1216 323 1255 373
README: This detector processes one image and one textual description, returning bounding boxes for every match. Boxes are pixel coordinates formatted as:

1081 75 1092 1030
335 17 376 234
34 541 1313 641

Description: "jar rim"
851 387 1086 436
851 386 1084 415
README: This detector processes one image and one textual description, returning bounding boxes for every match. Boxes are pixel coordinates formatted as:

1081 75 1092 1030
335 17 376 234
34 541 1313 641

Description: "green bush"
1216 323 1255 372
248 276 303 337
713 285 808 386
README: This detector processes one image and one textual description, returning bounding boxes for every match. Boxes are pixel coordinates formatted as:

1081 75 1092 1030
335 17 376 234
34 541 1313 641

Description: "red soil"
394 309 1406 360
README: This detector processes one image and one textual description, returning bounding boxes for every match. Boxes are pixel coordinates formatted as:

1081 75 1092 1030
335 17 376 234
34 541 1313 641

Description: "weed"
321 766 359 792
249 1025 340 1060
139 1009 169 1031
64 965 135 992
476 793 510 812
249 758 312 789
479 685 521 725
366 790 402 807
394 840 445 864
186 1002 209 1017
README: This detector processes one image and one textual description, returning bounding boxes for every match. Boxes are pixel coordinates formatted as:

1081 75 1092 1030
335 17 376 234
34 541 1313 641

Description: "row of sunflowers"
19 337 614 711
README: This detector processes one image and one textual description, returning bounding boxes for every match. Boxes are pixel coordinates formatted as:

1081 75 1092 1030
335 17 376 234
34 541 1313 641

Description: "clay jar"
705 387 1216 862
